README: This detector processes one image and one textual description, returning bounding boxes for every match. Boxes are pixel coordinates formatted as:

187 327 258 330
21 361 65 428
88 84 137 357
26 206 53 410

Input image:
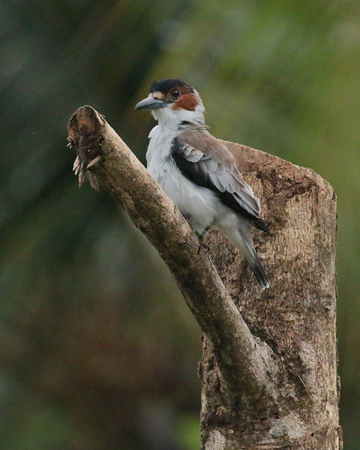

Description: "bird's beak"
135 96 165 111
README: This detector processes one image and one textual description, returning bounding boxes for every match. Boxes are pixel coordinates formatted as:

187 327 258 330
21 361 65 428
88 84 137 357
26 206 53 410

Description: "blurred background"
0 0 359 448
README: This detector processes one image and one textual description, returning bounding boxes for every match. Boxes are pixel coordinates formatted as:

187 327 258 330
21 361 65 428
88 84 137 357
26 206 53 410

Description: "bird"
135 78 269 288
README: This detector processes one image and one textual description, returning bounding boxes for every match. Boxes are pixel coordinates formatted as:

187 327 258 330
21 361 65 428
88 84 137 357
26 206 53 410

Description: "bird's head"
135 78 205 127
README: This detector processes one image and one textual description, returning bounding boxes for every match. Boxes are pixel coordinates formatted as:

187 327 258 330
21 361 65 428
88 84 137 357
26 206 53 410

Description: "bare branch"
67 106 287 408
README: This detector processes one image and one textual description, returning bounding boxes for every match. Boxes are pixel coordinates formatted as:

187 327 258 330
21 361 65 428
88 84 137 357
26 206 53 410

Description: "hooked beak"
135 96 165 111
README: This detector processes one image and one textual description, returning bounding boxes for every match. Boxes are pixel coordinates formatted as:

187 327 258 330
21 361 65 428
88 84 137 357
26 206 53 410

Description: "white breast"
146 125 219 234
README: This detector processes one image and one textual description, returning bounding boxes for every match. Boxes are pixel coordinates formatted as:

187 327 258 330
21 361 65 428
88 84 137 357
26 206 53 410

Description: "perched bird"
135 78 269 288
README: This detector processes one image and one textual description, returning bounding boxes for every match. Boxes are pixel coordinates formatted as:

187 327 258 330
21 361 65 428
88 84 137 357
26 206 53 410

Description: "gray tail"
247 251 269 289
237 225 270 289
216 220 270 289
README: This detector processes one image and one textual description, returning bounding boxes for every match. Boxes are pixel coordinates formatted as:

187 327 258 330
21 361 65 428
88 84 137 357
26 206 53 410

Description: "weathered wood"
201 143 341 449
67 106 342 449
67 106 284 407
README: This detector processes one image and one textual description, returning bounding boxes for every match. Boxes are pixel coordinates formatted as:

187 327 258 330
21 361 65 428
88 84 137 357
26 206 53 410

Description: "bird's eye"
171 89 180 100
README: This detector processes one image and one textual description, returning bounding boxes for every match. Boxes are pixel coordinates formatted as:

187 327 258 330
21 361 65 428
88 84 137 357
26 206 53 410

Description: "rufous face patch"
172 93 198 111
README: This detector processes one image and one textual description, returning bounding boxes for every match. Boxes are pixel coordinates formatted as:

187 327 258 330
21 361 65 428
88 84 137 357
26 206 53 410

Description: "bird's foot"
195 224 212 241
198 241 210 253
196 226 213 253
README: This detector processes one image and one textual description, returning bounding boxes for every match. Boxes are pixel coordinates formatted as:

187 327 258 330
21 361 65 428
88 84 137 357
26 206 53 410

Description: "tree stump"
200 142 341 449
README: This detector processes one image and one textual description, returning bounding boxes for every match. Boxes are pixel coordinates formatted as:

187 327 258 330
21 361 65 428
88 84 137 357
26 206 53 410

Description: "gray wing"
172 130 268 231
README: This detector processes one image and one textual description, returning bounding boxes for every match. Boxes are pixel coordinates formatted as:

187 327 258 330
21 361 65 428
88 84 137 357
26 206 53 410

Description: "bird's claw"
198 242 210 253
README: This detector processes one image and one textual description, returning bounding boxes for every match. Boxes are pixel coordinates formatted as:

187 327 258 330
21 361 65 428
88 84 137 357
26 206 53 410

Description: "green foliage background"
0 0 359 448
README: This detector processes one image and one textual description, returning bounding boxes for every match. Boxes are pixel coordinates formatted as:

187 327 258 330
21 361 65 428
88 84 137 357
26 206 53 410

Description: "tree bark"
67 106 342 450
200 143 342 449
